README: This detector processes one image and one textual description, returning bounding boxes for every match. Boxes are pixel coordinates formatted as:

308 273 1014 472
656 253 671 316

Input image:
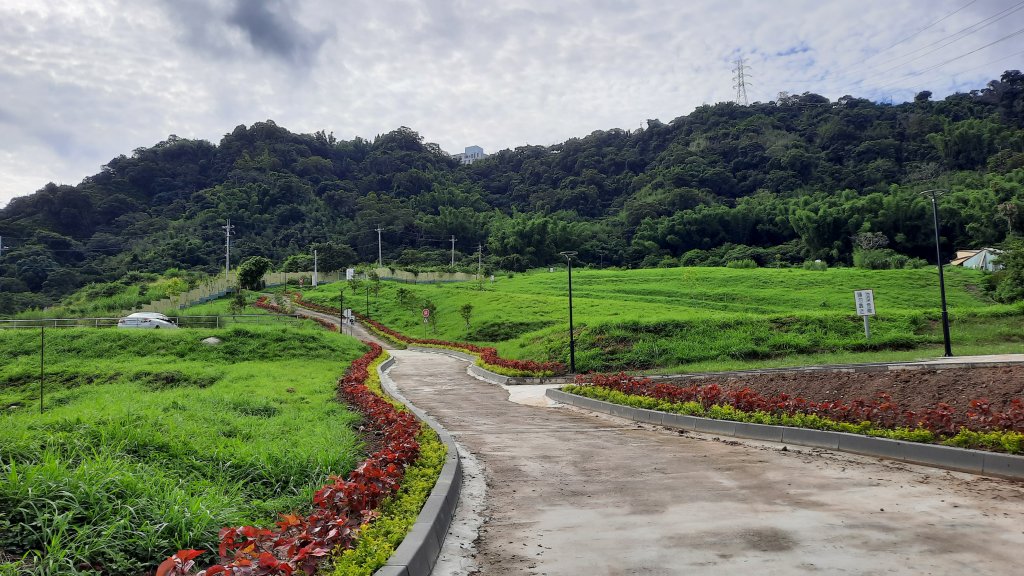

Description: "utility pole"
375 226 384 268
923 189 953 357
477 243 483 279
450 235 456 267
559 251 578 373
222 220 235 281
732 57 751 105
313 249 318 287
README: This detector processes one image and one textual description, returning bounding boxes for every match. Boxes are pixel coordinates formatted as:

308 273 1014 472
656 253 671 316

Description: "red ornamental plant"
288 292 566 375
576 373 1024 436
160 342 421 575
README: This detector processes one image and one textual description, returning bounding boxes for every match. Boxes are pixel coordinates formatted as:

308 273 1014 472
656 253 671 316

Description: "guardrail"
0 314 305 330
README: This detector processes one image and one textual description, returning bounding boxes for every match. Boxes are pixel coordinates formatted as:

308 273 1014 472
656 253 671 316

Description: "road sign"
422 308 430 318
854 290 875 316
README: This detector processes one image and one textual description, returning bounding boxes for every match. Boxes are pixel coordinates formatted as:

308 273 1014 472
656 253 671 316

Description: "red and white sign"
422 308 431 318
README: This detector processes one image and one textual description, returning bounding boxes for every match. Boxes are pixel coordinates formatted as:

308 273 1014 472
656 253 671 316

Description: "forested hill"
1 71 1023 313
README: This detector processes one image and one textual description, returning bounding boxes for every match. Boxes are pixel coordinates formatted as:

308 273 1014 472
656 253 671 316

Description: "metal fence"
0 314 305 330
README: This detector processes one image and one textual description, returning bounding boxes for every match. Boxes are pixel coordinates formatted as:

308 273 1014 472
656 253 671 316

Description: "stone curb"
373 355 463 576
546 389 1024 481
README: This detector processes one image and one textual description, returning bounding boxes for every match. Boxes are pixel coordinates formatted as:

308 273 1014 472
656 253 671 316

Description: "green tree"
229 289 248 314
237 256 273 290
459 302 473 329
994 239 1024 303
281 254 314 272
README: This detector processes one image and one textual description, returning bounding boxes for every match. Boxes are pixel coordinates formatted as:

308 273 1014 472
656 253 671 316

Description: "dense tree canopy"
2 72 1023 313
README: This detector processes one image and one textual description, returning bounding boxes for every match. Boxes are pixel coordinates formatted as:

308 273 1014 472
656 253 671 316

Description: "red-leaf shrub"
161 342 421 575
576 373 1024 436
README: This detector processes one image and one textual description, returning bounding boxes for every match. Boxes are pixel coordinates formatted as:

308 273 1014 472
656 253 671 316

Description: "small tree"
369 270 382 299
994 239 1024 303
237 256 273 290
229 289 248 314
396 287 412 306
459 303 473 329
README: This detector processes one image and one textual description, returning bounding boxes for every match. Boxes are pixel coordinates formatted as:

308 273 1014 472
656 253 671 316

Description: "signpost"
422 308 430 338
854 289 876 340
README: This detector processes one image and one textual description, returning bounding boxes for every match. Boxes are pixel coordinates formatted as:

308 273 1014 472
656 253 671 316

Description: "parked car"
117 312 179 329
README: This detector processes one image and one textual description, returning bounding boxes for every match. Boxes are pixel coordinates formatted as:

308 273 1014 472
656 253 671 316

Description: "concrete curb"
648 357 1024 382
546 389 1024 481
407 346 574 385
373 355 463 576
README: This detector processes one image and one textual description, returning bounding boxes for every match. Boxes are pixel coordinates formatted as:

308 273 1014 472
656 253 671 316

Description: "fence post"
39 326 45 414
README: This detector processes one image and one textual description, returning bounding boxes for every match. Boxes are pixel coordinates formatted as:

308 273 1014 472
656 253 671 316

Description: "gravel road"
386 349 1024 576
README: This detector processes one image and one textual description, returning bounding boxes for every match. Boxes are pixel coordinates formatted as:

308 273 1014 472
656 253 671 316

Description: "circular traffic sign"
422 308 430 318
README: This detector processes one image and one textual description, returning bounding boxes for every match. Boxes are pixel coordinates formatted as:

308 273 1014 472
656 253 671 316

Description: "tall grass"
0 326 367 574
301 266 1023 372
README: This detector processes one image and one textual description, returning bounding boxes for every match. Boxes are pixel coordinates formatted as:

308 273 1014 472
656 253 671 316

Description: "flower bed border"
547 388 1024 480
288 292 565 377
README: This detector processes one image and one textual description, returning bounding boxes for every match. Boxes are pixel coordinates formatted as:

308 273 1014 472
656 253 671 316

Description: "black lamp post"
339 285 345 335
559 251 577 373
923 188 953 357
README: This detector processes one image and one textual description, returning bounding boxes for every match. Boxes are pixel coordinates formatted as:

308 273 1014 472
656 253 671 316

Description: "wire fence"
0 314 305 330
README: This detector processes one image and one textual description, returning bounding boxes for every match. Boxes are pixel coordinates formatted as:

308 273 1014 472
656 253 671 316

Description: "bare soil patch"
668 366 1024 415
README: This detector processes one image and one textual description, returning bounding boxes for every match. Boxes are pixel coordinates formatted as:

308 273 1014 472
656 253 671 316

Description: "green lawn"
0 325 367 575
303 266 1023 372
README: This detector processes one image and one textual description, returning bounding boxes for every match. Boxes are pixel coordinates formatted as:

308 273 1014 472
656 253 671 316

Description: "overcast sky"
1 0 1022 207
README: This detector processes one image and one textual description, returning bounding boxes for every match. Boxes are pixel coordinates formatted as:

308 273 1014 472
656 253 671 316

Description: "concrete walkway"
386 349 1024 576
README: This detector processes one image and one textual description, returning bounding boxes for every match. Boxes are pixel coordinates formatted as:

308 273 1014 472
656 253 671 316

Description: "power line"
780 1 1024 92
872 1 1024 79
870 25 1024 92
866 0 979 61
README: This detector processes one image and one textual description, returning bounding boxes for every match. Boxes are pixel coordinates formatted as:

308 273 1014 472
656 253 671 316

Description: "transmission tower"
732 57 752 105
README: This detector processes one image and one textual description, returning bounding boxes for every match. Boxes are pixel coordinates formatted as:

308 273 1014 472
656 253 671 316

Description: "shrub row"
289 292 566 377
578 373 1024 435
570 373 1024 453
253 296 336 332
160 342 423 575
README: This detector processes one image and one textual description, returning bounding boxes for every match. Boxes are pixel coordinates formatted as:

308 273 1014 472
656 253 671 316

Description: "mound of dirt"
668 366 1024 415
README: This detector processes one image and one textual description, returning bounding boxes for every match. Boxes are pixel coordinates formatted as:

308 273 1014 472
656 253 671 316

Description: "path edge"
546 389 1024 481
373 356 464 576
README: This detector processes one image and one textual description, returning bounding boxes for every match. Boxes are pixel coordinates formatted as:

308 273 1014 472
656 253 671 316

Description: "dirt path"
386 350 1024 576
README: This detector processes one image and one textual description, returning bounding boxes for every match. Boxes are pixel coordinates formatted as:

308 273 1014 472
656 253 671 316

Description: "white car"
117 312 179 329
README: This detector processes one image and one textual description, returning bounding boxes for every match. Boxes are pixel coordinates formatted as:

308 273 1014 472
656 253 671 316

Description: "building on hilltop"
453 145 486 165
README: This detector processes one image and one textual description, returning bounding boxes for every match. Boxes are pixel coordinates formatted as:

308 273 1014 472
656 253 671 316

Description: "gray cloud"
1 0 1021 208
157 0 333 66
227 0 333 65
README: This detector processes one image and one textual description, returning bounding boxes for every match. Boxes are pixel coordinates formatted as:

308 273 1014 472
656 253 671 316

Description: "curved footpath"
385 349 1024 576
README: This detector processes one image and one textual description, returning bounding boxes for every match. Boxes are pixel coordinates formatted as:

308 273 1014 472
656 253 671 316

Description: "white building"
453 145 486 165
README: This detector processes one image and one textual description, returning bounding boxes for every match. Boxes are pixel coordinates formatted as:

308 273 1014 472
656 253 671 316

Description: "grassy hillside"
303 266 1023 372
0 325 366 574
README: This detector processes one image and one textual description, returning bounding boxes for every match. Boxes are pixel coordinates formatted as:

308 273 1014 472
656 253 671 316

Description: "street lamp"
922 188 953 357
559 251 578 373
